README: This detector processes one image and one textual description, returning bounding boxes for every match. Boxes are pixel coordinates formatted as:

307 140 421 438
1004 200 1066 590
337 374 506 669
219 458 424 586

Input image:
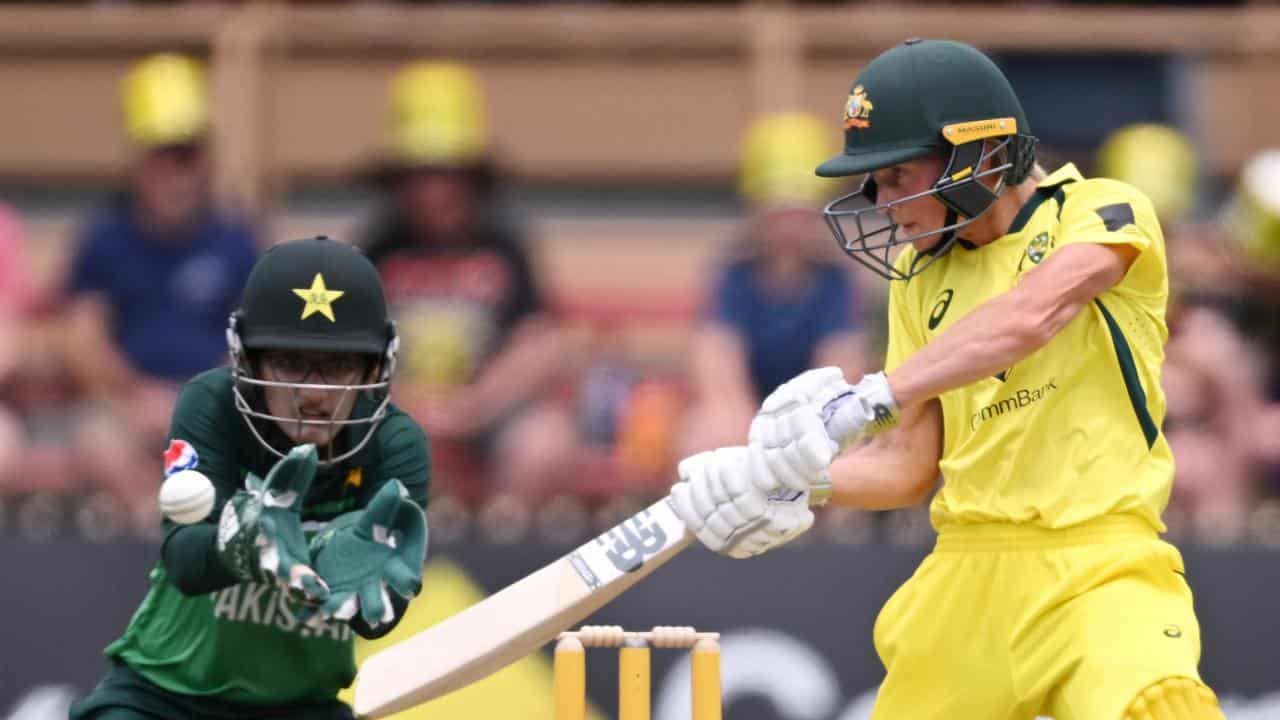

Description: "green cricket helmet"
227 236 400 465
817 39 1038 280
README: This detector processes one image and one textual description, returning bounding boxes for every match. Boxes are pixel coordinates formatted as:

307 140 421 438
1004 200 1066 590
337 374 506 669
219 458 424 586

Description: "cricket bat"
353 390 852 718
353 494 694 718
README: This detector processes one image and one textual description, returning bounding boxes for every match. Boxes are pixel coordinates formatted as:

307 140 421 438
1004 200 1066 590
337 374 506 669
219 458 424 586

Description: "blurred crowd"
0 52 1277 544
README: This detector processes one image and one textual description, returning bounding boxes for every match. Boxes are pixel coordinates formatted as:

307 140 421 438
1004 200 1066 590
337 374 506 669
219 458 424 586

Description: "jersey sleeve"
1054 179 1168 302
363 411 431 510
1056 179 1160 255
159 373 246 595
884 254 927 372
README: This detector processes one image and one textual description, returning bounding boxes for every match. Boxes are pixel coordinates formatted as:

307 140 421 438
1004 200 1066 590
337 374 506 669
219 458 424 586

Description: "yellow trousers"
871 515 1216 720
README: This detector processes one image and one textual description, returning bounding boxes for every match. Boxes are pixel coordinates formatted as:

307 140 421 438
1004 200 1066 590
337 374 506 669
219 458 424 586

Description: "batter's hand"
670 444 826 559
750 368 900 494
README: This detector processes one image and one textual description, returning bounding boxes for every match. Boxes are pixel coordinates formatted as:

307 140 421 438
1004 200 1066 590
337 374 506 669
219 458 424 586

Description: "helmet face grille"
225 309 401 466
822 137 1029 281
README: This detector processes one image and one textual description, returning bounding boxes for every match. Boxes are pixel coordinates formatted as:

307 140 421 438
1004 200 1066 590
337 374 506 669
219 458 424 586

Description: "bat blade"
353 495 693 718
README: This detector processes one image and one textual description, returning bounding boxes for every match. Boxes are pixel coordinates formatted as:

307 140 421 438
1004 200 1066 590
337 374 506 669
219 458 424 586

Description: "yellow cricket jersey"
885 164 1174 533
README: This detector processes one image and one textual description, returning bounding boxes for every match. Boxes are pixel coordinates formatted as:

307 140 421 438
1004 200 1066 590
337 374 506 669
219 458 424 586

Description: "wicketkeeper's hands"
750 367 901 499
216 445 330 611
670 443 829 559
309 480 427 630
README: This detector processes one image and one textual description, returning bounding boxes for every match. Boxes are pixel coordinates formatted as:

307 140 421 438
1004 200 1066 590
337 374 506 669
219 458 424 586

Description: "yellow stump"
554 635 586 720
691 637 722 720
618 639 651 720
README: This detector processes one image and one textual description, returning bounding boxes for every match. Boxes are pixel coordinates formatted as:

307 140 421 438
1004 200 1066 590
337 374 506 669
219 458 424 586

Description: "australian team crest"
1027 232 1053 264
843 85 874 130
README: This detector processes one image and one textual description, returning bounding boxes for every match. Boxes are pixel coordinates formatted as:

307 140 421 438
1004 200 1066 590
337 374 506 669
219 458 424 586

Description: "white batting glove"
750 368 901 496
715 488 814 558
670 444 827 559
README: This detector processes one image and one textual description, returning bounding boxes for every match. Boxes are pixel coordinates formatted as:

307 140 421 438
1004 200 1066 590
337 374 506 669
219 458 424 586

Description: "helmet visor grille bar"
821 138 1015 281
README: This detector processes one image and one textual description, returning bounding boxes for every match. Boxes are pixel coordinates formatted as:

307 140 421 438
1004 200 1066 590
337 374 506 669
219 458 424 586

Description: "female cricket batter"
71 237 430 720
670 39 1223 720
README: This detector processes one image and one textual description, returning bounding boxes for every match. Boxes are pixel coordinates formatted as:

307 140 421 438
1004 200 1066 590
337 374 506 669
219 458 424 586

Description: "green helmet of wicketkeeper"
227 235 401 465
816 38 1039 281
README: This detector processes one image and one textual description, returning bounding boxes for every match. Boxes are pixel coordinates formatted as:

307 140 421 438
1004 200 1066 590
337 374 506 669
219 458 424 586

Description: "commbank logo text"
969 379 1058 431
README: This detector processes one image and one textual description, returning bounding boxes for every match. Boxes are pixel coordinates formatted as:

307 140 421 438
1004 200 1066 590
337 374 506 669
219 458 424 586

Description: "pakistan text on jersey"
969 379 1058 431
211 583 354 642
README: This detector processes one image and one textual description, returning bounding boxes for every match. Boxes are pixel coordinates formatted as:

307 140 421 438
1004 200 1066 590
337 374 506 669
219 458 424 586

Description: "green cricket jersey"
104 367 430 705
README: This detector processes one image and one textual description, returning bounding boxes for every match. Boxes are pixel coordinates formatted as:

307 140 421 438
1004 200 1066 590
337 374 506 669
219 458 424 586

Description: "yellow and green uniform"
872 164 1215 719
71 368 430 720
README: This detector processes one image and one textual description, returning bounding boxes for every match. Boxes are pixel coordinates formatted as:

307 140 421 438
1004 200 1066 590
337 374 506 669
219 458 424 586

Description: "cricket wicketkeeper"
72 237 430 720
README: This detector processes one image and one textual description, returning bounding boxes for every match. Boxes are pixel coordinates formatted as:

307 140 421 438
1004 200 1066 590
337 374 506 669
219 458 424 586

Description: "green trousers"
70 661 355 720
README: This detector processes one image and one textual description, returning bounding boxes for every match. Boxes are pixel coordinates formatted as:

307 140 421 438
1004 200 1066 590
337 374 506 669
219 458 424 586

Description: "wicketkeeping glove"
216 444 330 611
309 479 427 630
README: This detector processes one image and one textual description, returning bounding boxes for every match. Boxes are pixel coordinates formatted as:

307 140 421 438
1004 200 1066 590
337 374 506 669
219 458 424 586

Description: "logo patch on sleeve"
1095 203 1136 232
163 439 200 477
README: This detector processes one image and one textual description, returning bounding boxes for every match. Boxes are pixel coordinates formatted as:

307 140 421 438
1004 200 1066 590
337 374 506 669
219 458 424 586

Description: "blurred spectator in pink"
359 61 574 507
0 204 30 491
682 113 869 455
60 54 258 530
0 206 83 510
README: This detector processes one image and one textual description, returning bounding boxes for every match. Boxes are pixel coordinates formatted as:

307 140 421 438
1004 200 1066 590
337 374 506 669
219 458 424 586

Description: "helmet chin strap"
939 208 959 249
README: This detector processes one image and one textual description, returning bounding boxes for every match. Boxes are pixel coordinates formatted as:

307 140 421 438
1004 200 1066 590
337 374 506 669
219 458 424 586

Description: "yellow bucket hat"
739 112 841 208
122 54 208 148
1096 123 1197 226
387 61 488 167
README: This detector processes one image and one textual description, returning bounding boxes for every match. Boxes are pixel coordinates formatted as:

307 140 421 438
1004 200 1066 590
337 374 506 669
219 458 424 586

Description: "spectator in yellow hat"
681 112 869 455
60 53 259 532
359 61 574 508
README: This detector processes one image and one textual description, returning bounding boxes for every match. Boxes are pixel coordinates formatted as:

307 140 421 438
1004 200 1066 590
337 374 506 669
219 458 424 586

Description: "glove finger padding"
215 445 328 607
383 557 422 599
668 482 704 534
310 480 427 629
262 444 319 511
723 491 814 559
673 449 759 554
357 579 391 627
758 367 847 415
359 478 404 533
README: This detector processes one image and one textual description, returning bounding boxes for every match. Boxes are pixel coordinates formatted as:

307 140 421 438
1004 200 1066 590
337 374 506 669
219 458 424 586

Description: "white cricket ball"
159 469 216 524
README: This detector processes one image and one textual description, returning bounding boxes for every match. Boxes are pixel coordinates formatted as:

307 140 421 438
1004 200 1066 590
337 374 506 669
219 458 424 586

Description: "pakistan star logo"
292 273 344 322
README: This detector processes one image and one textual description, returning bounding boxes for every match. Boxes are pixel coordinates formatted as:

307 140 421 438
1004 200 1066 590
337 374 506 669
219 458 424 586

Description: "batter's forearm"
890 243 1134 409
828 398 943 510
829 444 938 511
888 293 1048 408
